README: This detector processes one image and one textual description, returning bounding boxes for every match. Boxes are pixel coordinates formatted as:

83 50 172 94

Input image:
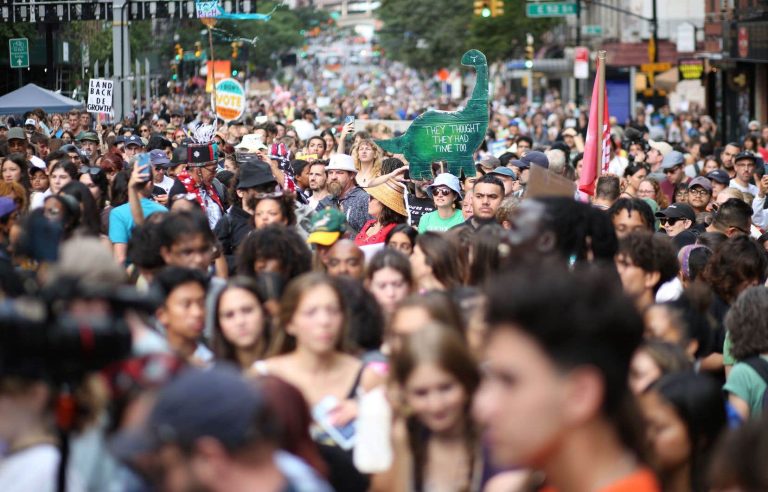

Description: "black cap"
706 169 730 185
519 150 549 169
655 203 696 222
187 143 216 167
734 151 757 164
238 156 277 189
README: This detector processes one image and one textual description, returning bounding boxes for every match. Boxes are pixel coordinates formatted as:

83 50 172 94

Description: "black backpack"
744 356 768 410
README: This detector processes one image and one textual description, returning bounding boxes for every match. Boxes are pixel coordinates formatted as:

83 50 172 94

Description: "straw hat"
366 179 407 216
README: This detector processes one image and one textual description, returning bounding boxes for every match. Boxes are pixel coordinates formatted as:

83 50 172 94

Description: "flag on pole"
578 56 610 196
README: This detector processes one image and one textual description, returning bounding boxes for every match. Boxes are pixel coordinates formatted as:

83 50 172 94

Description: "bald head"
325 239 364 279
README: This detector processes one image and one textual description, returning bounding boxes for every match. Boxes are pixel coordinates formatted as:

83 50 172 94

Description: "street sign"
9 38 29 68
574 47 589 79
640 62 672 73
581 25 603 36
526 2 577 17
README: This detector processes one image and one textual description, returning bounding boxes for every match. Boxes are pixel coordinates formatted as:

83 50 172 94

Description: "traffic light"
474 0 491 17
491 0 504 16
174 44 183 61
231 41 239 59
525 45 534 69
194 41 202 58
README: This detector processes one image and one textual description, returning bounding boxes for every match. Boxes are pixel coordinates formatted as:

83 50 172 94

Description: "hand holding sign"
374 50 489 179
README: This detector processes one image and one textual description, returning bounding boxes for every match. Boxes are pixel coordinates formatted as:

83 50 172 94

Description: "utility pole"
112 0 131 122
575 0 582 107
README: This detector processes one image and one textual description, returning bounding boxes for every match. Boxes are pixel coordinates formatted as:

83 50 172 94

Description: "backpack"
743 356 768 410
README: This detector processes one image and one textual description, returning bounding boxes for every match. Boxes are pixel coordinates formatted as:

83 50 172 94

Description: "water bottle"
353 386 393 473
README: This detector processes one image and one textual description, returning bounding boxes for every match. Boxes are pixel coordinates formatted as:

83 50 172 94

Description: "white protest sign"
87 78 114 114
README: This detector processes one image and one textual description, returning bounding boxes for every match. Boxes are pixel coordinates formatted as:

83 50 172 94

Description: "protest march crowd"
2 57 768 492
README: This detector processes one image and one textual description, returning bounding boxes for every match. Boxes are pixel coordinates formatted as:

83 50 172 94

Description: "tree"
377 0 561 71
468 2 560 62
377 0 473 72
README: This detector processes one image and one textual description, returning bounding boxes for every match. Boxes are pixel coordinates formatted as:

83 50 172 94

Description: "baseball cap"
706 169 730 185
307 208 347 246
237 157 277 189
29 155 46 170
110 366 269 461
660 151 685 171
519 150 549 169
7 127 26 141
149 149 171 167
426 173 463 199
77 132 100 142
688 176 712 192
734 151 757 164
115 135 126 144
655 203 696 222
0 197 17 219
125 135 143 147
326 154 357 174
475 155 500 172
648 140 673 157
24 118 36 128
488 166 518 180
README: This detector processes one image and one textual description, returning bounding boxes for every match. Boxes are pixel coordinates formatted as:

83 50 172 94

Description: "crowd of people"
1 74 768 492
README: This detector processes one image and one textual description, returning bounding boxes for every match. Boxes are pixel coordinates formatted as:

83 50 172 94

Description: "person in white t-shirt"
729 152 759 196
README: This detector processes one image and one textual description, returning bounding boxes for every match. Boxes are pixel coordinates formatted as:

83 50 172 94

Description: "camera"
0 277 159 385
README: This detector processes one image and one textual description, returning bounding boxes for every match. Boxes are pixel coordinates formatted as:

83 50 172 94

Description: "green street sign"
582 25 603 35
526 2 578 17
9 38 29 68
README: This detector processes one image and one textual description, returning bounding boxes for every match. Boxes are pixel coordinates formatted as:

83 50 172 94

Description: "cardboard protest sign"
525 164 576 199
87 78 113 114
195 0 220 18
212 78 245 122
374 49 489 180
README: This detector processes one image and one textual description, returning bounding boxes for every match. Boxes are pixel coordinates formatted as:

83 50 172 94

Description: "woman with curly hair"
723 286 768 420
637 177 669 209
237 225 312 284
351 139 383 187
248 191 296 230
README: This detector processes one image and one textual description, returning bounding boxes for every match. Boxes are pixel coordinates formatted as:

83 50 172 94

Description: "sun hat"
307 208 347 246
366 179 407 216
426 173 463 199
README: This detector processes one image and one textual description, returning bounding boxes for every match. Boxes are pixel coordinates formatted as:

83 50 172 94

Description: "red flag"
578 58 611 196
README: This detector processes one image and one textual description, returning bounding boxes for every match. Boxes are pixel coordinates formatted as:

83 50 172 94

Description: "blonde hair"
351 139 383 176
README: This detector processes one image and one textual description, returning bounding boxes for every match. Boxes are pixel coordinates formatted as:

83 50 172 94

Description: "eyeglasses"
663 166 681 174
659 217 684 226
79 165 102 175
432 187 453 197
688 188 710 197
140 128 150 133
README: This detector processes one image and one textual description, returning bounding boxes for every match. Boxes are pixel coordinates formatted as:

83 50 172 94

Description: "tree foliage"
377 0 473 72
377 0 561 71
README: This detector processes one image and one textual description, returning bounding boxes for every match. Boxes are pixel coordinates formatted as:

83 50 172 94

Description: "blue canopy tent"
0 83 82 115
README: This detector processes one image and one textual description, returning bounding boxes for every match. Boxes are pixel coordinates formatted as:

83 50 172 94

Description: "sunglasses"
255 191 284 200
79 165 102 175
432 187 453 197
659 217 684 226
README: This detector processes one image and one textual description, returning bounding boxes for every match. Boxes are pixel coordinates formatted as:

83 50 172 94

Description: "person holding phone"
109 153 167 265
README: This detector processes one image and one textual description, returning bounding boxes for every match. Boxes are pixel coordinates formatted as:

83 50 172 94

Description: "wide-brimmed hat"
327 154 357 174
366 179 407 216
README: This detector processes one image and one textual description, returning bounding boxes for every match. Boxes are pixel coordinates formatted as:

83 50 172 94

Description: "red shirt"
354 220 397 246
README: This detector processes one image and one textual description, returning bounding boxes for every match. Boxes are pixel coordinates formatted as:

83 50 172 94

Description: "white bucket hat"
327 154 357 173
426 173 462 199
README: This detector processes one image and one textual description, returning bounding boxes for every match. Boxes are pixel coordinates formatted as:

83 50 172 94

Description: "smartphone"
403 169 410 180
136 153 151 181
344 115 355 125
311 396 356 451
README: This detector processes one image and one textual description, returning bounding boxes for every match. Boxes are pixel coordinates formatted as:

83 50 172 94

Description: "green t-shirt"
723 355 768 418
418 209 464 233
723 332 735 366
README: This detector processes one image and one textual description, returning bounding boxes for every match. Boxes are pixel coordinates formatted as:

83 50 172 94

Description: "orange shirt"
541 468 661 492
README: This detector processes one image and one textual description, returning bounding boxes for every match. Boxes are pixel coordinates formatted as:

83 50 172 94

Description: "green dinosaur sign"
375 49 489 179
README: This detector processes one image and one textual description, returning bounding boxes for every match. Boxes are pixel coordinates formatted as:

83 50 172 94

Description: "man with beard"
720 142 741 178
318 154 370 234
308 161 330 210
729 152 759 196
